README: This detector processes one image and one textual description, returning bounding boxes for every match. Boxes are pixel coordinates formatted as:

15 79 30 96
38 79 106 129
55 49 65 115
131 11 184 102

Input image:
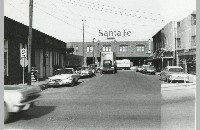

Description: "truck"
100 52 117 74
116 59 131 70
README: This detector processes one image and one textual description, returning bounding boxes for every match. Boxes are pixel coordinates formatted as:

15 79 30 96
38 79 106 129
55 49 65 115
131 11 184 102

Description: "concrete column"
39 49 43 79
184 60 187 73
49 51 53 76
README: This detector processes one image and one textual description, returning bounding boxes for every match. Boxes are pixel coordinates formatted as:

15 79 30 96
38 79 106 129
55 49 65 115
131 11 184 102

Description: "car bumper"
47 80 72 86
80 73 90 77
8 99 40 112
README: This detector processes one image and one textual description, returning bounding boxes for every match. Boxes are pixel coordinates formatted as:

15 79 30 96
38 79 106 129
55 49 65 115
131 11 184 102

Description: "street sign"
21 48 27 58
20 57 28 67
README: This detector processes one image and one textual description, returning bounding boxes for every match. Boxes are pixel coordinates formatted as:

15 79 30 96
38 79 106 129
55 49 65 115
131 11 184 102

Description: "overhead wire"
21 0 99 37
64 0 164 22
61 0 162 28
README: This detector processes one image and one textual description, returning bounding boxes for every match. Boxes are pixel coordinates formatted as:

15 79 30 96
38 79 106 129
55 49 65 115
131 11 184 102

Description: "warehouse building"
66 40 151 67
4 16 66 84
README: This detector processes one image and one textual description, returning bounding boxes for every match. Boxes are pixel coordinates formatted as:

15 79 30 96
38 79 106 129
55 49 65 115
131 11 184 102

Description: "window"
177 22 180 27
4 40 8 76
191 14 196 26
87 46 93 52
102 45 111 52
177 38 181 48
192 36 196 46
136 45 145 52
119 45 128 52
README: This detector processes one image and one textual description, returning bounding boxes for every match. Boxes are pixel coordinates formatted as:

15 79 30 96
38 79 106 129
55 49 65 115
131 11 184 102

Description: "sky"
4 0 196 42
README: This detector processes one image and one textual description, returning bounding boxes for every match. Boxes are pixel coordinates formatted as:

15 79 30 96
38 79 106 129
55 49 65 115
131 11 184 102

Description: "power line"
20 0 98 37
64 0 164 22
33 4 98 37
61 0 162 28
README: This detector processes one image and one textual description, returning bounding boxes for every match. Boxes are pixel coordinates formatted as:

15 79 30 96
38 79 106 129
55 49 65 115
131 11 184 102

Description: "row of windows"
74 45 145 52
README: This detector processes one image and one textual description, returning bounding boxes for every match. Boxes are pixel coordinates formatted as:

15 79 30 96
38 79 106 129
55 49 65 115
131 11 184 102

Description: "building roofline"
4 16 66 44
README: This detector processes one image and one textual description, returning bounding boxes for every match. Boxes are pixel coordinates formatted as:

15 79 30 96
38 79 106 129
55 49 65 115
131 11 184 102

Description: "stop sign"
20 58 28 67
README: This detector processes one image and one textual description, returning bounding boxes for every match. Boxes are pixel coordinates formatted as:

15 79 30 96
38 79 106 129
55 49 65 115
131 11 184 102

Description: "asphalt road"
4 71 170 129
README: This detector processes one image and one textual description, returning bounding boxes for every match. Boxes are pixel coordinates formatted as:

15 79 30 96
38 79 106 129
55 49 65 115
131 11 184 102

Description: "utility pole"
82 20 86 66
93 38 95 64
28 0 33 85
174 31 177 66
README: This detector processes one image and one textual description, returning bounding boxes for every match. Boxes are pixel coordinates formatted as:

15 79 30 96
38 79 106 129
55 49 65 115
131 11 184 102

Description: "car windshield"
104 60 112 64
55 70 64 75
169 68 183 72
63 69 73 74
82 67 89 70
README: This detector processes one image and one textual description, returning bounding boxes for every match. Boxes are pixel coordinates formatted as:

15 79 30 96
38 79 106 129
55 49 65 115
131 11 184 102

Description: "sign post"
20 48 28 84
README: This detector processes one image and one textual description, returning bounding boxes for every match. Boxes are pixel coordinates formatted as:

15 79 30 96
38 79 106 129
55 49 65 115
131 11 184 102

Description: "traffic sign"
20 57 28 67
21 48 27 58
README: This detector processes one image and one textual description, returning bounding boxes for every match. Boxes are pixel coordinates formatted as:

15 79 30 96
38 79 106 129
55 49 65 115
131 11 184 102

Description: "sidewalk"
161 82 196 104
18 79 49 90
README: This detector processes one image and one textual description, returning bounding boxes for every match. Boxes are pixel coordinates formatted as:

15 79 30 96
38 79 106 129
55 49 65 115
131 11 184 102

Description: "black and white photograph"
3 0 196 129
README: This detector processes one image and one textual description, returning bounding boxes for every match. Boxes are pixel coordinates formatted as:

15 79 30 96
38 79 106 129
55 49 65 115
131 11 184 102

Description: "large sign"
99 30 131 39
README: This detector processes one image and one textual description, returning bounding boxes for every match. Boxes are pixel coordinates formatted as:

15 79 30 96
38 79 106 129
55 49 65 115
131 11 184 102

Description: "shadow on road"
7 106 56 123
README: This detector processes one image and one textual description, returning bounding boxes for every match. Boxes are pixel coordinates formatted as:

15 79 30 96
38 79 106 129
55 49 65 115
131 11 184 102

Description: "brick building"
67 40 151 66
177 10 196 74
4 17 66 84
149 21 176 71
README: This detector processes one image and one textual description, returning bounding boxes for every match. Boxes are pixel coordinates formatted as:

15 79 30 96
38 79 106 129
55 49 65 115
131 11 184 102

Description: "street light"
93 38 95 64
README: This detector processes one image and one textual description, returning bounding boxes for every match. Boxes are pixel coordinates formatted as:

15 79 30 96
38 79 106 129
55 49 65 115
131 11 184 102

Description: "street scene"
4 0 196 129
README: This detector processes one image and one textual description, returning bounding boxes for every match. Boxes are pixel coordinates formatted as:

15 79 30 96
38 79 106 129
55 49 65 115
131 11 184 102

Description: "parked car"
88 64 97 75
130 66 138 71
160 66 189 83
96 66 101 73
80 66 93 78
4 85 41 123
89 64 98 72
136 66 143 72
48 68 80 87
143 66 156 75
141 65 150 73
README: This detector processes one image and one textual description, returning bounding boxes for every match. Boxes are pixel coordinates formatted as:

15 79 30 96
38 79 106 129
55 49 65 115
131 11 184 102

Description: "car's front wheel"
70 79 75 87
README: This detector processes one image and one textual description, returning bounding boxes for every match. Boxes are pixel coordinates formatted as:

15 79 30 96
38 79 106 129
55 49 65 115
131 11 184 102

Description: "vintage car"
4 85 41 123
80 66 93 78
160 66 189 83
141 65 150 73
136 66 143 72
48 68 80 87
143 66 156 75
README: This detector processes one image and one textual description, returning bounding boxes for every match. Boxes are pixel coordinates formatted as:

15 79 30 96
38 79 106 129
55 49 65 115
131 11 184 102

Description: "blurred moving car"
160 66 189 83
143 66 156 75
48 68 80 87
4 85 41 123
80 66 93 78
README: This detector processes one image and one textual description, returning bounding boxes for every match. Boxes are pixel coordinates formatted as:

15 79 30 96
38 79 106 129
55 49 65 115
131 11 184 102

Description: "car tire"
70 79 75 87
4 103 9 123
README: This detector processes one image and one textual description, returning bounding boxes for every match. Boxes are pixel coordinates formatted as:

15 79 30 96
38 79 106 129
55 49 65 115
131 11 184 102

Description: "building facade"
177 10 196 74
67 40 151 66
4 17 66 84
150 21 176 71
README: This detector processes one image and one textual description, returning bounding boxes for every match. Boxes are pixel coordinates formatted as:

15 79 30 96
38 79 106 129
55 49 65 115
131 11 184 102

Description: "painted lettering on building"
99 30 131 39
